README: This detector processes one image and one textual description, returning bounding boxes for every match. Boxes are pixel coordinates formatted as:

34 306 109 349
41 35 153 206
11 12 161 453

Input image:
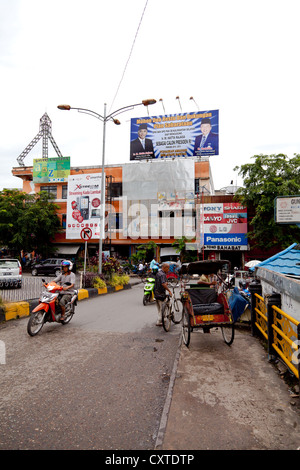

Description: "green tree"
0 189 61 256
234 154 300 249
172 237 197 262
130 241 157 264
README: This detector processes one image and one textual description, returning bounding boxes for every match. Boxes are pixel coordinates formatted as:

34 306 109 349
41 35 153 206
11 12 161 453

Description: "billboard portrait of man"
130 123 155 160
193 117 219 157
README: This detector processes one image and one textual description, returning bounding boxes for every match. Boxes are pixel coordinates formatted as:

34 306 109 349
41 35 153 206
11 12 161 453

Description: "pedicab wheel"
221 323 235 346
182 307 191 347
162 303 172 332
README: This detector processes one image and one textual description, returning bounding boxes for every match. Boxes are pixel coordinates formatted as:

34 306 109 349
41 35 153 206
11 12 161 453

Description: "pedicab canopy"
180 260 231 275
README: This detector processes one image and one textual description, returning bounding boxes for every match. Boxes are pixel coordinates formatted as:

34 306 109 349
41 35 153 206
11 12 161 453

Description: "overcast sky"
1 0 300 191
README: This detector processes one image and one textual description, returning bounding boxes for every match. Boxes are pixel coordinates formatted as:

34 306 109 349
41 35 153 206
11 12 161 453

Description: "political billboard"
130 110 219 160
66 173 104 240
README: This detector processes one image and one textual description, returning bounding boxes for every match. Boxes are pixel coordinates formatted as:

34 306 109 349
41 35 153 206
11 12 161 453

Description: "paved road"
0 283 181 450
2 281 300 452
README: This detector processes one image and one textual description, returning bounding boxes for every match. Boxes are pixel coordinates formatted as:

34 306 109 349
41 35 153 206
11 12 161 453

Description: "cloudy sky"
1 0 300 191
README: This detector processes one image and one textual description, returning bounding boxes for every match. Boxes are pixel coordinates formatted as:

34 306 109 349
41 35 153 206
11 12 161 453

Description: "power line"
109 0 149 113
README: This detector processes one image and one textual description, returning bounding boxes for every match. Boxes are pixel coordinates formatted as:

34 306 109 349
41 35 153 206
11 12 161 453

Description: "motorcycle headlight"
41 292 57 302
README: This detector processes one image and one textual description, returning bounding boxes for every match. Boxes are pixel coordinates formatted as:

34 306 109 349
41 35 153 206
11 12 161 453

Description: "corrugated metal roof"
251 243 300 276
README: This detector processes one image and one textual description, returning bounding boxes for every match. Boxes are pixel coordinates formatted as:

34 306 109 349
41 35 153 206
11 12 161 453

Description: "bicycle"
161 285 183 332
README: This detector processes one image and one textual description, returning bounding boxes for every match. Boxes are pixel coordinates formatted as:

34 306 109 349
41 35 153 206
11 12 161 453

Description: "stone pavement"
155 327 300 451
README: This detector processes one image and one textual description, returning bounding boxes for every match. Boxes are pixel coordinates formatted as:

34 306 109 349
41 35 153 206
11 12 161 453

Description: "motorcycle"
143 275 156 305
27 279 78 336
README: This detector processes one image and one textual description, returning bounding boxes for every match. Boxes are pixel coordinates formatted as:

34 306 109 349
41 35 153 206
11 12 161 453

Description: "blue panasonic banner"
204 234 248 246
130 110 219 160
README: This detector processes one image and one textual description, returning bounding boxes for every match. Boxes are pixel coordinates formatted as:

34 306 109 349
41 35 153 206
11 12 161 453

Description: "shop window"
109 182 122 198
62 214 66 228
40 185 57 199
62 185 68 199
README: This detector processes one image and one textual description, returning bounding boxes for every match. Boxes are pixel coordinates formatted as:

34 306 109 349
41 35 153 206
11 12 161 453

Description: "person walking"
154 263 172 326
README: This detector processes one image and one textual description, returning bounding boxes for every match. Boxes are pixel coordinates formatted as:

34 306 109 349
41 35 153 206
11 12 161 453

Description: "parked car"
0 258 22 288
31 258 76 277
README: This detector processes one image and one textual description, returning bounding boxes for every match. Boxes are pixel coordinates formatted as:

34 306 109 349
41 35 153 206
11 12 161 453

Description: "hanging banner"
66 173 104 240
33 157 70 183
130 110 219 160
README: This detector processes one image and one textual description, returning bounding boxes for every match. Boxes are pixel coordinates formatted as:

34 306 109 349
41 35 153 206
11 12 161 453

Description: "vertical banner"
66 173 104 240
130 110 219 160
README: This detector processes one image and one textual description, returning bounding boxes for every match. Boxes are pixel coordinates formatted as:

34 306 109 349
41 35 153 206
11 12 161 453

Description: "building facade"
12 158 251 268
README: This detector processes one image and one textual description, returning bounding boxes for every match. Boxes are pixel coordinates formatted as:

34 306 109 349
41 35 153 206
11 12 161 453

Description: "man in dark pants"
154 263 172 326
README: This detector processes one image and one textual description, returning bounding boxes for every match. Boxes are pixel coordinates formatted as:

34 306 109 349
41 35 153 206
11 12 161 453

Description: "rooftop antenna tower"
17 113 63 166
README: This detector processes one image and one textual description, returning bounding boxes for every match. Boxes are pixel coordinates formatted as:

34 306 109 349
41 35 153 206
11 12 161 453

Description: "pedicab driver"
154 263 172 326
53 260 76 321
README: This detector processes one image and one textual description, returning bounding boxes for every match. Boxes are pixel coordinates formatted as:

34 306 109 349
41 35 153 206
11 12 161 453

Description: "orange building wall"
11 161 208 248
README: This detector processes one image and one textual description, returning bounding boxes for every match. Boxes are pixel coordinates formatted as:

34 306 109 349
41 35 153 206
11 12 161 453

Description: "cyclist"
154 263 172 326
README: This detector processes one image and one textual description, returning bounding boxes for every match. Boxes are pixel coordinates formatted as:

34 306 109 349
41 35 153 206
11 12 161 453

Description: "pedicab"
180 260 234 347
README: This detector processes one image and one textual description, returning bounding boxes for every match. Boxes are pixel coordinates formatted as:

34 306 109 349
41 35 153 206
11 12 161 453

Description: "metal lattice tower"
17 113 63 166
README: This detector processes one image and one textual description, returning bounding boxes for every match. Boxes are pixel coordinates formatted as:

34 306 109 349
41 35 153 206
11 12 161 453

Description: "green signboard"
33 157 71 183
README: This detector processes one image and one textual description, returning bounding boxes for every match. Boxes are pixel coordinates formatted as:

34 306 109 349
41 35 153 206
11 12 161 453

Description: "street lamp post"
58 99 156 274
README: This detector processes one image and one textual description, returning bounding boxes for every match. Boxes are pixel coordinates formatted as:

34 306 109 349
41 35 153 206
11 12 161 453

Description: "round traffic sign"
80 227 92 240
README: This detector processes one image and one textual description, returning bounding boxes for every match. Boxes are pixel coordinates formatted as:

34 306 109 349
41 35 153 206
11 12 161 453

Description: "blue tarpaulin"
228 287 250 322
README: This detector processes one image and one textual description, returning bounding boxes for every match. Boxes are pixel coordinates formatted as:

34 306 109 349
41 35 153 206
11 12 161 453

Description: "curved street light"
58 99 156 273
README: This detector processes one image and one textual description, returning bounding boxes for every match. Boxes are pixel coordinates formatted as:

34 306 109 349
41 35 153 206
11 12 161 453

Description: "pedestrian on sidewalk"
154 263 172 326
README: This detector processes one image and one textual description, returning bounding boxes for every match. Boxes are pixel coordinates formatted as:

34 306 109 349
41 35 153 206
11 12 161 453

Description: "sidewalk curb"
0 283 133 323
154 334 182 450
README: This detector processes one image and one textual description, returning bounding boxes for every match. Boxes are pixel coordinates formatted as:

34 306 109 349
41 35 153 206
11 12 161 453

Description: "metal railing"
272 305 300 380
0 276 54 302
250 286 300 386
254 293 268 340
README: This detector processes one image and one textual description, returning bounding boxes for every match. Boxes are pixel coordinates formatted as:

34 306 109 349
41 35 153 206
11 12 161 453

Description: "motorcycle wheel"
61 308 74 325
27 311 46 336
143 294 150 306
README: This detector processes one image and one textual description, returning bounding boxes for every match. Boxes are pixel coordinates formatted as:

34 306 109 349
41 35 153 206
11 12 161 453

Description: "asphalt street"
0 283 181 450
1 281 300 452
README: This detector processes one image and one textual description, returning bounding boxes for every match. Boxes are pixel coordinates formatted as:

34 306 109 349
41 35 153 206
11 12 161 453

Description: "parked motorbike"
239 281 251 305
27 279 78 336
143 276 156 305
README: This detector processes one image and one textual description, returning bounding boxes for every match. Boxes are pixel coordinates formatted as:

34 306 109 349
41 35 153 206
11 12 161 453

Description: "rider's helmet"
61 259 73 271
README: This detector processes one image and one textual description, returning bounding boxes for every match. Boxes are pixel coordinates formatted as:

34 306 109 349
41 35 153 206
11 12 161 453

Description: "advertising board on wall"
33 157 70 183
66 173 104 240
200 202 248 250
275 196 300 224
130 110 219 160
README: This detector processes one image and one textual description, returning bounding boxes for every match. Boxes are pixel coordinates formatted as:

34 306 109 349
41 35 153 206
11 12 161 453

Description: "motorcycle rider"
53 260 76 321
150 257 159 274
